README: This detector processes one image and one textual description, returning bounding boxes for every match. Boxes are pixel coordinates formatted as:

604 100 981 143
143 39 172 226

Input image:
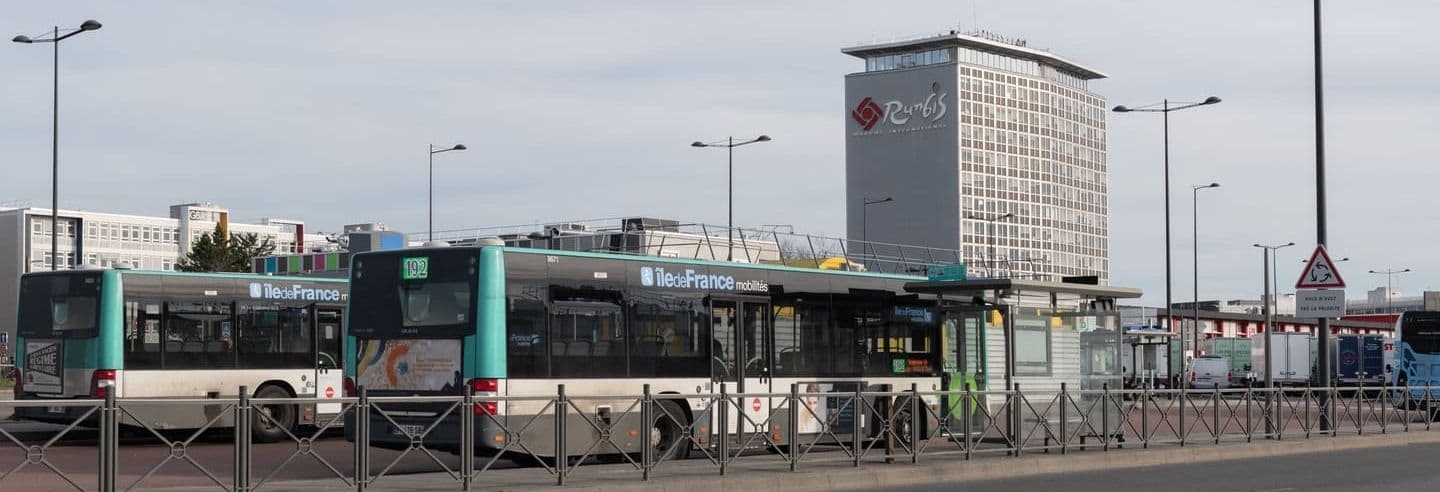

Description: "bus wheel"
252 385 297 443
651 401 689 461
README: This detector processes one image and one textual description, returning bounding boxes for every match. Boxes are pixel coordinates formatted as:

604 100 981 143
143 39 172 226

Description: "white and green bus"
13 268 347 442
343 245 954 460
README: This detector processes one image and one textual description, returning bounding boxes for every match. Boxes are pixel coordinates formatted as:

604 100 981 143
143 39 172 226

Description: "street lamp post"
691 135 771 261
13 19 103 271
1368 268 1412 313
1254 242 1296 390
1191 183 1220 354
964 212 1015 278
428 144 467 240
1113 96 1221 377
861 197 894 260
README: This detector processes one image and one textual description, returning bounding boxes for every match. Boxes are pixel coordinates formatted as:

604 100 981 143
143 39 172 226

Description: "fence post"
853 385 863 468
1059 383 1068 455
910 382 921 464
233 385 251 492
1101 382 1110 452
789 383 800 471
1012 384 1023 456
1141 384 1150 449
356 386 370 492
556 384 567 486
99 383 117 492
1179 383 1187 447
1212 387 1220 445
642 384 653 480
1330 384 1339 437
962 382 972 461
719 384 729 475
460 384 474 490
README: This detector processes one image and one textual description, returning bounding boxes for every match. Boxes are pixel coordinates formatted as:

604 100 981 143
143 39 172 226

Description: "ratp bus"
1392 311 1440 406
343 245 947 460
13 268 347 442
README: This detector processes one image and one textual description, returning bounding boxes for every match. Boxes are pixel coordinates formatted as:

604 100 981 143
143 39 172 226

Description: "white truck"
1252 332 1313 386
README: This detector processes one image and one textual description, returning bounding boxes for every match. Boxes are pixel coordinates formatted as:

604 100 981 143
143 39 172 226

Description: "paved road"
887 441 1440 492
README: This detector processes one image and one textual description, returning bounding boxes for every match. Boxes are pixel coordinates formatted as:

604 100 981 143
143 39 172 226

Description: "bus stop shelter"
904 277 1143 443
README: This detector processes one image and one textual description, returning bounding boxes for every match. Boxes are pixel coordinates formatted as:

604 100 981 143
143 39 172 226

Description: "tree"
177 224 276 272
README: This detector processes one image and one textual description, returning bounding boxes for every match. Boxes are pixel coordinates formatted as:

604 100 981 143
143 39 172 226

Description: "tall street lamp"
13 19 103 271
1113 96 1222 347
1190 183 1220 352
861 197 894 259
964 212 1015 278
428 144 466 240
1368 268 1411 313
1254 242 1295 390
691 135 771 261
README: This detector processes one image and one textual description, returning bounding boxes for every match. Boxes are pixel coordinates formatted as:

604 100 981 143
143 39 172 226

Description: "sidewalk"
162 430 1440 491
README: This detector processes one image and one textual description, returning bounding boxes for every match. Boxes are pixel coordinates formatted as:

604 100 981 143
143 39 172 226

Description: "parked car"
1188 355 1231 390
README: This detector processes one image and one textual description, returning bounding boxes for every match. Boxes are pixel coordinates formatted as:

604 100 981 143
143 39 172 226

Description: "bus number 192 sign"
401 257 429 280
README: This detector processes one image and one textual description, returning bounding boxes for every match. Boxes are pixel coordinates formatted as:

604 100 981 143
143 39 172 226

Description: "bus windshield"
1405 313 1440 354
350 249 477 339
18 273 102 339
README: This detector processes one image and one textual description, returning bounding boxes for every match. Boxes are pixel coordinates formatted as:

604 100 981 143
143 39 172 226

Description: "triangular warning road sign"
1296 245 1346 289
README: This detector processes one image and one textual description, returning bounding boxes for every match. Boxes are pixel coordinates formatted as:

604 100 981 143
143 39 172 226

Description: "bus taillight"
470 378 499 393
90 369 116 398
469 379 499 416
343 377 357 397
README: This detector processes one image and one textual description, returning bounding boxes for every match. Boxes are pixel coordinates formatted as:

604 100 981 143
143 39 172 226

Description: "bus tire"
652 400 690 461
252 385 297 443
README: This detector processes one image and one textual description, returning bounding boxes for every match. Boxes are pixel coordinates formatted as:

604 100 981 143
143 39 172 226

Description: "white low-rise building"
0 202 328 347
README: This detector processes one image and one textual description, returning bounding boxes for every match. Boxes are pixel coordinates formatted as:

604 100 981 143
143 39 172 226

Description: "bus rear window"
400 282 472 327
1406 315 1440 354
350 249 477 339
18 273 102 339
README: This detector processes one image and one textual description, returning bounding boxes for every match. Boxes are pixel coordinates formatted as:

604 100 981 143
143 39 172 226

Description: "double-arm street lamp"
1112 96 1222 359
428 144 467 240
1254 242 1295 389
13 19 103 271
1368 268 1412 313
1190 183 1220 352
964 212 1015 278
691 135 771 261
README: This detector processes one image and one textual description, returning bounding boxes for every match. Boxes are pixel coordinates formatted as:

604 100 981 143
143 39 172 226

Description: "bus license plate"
47 406 64 414
391 424 425 436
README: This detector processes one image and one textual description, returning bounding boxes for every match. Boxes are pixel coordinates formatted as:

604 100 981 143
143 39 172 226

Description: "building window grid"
957 68 1107 278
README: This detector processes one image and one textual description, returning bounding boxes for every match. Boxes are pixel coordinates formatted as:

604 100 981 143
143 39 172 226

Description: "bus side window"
123 301 163 370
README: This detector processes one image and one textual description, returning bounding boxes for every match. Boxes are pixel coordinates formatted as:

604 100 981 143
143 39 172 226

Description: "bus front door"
314 308 343 416
712 299 773 442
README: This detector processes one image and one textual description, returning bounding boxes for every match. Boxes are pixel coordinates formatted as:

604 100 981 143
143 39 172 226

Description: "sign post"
1295 244 1346 430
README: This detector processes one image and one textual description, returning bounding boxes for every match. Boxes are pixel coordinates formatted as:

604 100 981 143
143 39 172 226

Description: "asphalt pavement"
889 440 1440 492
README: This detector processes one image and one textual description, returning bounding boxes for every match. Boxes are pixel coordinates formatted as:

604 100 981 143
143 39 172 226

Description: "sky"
3 1 1437 306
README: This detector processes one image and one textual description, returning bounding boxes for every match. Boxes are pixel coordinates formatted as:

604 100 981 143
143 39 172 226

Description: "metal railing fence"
2 383 1437 491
